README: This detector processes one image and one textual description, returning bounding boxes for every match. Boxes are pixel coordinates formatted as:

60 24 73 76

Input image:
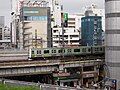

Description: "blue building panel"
81 16 102 46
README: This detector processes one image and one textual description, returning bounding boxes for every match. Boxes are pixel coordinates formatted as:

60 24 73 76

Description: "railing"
0 59 104 68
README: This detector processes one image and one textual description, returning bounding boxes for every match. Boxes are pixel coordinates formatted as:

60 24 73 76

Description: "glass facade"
81 16 102 46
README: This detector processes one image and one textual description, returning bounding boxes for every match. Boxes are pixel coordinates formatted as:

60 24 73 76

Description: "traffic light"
63 13 68 27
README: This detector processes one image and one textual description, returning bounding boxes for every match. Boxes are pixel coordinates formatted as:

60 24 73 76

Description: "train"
28 46 105 60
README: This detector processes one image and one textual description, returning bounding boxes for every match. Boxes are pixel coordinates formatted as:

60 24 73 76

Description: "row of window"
32 48 91 55
81 19 101 22
24 16 47 21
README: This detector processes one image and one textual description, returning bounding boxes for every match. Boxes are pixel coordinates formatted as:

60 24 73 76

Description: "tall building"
105 0 120 89
51 0 62 27
52 13 83 47
85 4 105 31
81 16 102 46
20 6 51 49
11 0 52 49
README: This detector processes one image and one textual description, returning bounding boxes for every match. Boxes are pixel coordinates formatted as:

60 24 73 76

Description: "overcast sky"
0 0 104 26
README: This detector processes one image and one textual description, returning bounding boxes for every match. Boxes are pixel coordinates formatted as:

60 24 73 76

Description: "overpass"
0 59 103 77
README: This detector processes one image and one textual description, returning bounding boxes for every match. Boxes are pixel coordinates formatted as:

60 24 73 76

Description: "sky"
0 0 104 26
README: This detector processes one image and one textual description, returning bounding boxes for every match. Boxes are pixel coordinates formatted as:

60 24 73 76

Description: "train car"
28 46 94 60
91 46 105 55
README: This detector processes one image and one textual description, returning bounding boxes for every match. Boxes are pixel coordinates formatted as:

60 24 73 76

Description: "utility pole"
61 5 64 59
35 29 37 48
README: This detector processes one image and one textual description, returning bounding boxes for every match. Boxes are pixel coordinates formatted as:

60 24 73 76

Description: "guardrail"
0 59 103 68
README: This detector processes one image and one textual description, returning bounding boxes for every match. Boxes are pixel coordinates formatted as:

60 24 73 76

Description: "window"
88 48 91 52
44 50 49 54
52 50 56 53
32 51 34 54
37 50 41 54
67 49 71 52
82 48 86 52
95 48 98 51
58 50 62 53
74 49 80 52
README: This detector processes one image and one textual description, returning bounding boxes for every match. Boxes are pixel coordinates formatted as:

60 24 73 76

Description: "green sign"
64 13 68 21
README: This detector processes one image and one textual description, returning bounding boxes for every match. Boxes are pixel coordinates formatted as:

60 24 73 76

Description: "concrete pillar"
105 0 120 89
60 82 64 86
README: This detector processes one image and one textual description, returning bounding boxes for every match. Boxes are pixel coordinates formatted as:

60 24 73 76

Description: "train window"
64 49 65 53
74 49 80 52
37 51 39 54
67 49 71 52
100 47 102 51
52 50 54 53
38 50 41 54
82 48 86 52
32 51 34 54
88 48 91 52
95 48 98 51
54 50 56 53
58 50 62 53
44 50 49 54
52 50 56 53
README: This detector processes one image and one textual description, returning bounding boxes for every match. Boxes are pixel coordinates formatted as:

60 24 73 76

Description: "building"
0 16 4 27
51 0 62 27
0 16 11 49
68 13 84 30
52 27 80 47
52 13 83 47
0 26 11 49
85 4 105 31
105 0 120 89
11 0 52 49
20 6 51 49
81 16 102 46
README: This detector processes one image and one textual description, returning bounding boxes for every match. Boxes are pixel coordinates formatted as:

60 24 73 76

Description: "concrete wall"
105 0 120 89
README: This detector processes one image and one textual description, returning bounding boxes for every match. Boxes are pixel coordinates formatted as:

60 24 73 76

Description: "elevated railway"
0 47 105 88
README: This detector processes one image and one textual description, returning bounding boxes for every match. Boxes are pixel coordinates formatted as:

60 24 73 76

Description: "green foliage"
0 83 39 90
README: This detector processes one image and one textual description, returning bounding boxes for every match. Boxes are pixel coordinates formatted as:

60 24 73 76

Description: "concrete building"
11 0 52 49
52 27 80 47
85 4 105 31
51 0 62 27
0 26 11 49
20 6 51 49
52 13 83 47
105 0 120 89
0 16 11 49
68 14 84 30
81 16 102 46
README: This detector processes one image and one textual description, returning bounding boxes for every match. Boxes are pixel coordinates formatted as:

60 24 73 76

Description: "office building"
81 16 102 46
